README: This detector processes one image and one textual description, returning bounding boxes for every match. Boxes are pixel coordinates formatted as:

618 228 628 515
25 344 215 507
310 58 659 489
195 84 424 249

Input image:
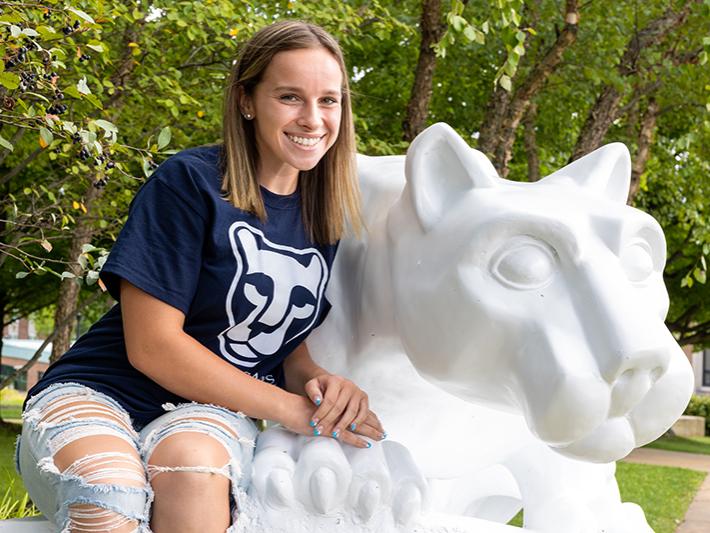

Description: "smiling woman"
15 20 381 533
222 21 361 245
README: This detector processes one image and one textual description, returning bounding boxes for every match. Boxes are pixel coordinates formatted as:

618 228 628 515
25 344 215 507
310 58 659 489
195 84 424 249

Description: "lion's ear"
544 143 631 203
406 123 498 232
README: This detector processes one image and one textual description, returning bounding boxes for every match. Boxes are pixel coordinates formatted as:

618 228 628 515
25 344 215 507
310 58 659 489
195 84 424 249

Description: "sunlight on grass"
645 434 710 456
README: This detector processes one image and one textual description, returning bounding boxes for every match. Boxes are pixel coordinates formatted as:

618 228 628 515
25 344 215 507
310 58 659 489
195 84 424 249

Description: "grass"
0 389 24 423
506 462 706 531
644 434 710 456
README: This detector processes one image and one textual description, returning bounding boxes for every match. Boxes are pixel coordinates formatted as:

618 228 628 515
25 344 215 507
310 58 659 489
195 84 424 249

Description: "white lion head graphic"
218 222 328 368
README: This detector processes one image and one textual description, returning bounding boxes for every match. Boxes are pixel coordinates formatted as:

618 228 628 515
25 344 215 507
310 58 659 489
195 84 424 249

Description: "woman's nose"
297 102 322 129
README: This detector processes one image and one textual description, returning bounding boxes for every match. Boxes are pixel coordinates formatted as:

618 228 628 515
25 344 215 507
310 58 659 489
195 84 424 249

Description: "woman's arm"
120 279 312 431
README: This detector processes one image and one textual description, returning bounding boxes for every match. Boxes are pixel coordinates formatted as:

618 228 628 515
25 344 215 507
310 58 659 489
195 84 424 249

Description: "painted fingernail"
314 397 322 406
313 427 321 436
381 431 387 440
366 442 372 449
350 422 357 431
332 430 339 439
309 420 316 427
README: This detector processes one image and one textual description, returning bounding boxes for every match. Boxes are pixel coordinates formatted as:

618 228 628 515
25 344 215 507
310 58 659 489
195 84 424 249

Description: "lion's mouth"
548 352 693 463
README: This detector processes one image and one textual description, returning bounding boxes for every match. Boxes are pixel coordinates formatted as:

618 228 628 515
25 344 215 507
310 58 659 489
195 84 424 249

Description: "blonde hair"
221 20 361 245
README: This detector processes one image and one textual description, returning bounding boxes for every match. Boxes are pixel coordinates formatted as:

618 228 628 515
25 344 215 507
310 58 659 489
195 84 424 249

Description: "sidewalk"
623 447 710 533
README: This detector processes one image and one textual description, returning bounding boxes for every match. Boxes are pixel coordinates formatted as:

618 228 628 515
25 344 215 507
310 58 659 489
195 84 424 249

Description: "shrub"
684 394 710 436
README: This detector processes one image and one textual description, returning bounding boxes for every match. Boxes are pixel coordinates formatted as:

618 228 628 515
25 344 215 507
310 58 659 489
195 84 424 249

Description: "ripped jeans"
16 382 258 532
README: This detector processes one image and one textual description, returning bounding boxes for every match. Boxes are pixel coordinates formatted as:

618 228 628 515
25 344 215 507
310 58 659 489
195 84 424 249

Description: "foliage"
684 394 710 435
1 0 709 348
0 485 38 520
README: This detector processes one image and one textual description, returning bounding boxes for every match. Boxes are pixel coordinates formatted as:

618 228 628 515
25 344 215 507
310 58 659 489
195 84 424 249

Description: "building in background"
1 317 50 392
691 348 710 396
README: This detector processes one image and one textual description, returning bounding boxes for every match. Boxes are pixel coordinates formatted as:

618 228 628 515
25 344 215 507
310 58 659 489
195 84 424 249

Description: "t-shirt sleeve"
100 177 207 315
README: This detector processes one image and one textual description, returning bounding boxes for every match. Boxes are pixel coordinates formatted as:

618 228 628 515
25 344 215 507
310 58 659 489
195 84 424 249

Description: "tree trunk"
628 98 659 204
50 22 143 362
523 102 540 181
50 184 102 361
480 0 579 176
570 3 695 162
477 85 511 159
403 0 445 142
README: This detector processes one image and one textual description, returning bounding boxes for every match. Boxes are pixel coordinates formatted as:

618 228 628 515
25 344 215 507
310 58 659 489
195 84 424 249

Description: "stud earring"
243 112 253 120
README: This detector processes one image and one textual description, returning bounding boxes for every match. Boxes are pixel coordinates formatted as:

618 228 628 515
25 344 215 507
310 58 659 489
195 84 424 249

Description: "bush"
684 395 710 436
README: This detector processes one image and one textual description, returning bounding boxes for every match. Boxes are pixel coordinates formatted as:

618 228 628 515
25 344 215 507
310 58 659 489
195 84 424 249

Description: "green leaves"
157 127 171 150
0 71 19 90
0 134 13 152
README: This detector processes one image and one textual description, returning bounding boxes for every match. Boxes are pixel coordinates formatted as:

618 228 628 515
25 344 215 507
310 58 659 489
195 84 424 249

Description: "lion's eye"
620 241 654 282
490 238 557 290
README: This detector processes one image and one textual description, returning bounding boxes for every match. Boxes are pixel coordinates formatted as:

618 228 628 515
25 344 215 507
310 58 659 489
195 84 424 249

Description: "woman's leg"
139 403 258 533
18 383 151 532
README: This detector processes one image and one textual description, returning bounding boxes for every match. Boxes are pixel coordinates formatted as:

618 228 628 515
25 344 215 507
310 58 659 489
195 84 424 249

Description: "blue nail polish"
315 397 322 406
309 420 316 427
350 422 357 431
314 428 321 436
366 442 372 448
381 431 388 440
332 430 339 439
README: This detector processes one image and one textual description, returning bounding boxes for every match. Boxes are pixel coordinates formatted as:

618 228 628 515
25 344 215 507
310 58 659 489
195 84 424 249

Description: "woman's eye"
490 238 557 290
321 97 339 105
279 94 299 102
620 241 654 282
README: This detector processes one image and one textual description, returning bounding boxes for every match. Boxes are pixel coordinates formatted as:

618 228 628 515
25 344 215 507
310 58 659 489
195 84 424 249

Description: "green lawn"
644 434 710 456
1 422 706 527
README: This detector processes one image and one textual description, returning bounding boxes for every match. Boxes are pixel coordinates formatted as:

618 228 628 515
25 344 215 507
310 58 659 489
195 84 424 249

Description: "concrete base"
673 415 707 438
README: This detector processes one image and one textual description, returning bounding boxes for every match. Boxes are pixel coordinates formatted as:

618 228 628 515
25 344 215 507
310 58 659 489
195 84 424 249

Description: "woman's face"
242 47 344 188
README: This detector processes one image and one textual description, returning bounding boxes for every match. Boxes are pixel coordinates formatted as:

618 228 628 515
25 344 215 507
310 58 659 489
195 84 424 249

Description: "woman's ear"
238 88 254 119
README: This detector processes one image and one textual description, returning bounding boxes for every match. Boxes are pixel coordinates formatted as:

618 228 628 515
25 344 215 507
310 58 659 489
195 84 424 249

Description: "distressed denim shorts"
16 382 258 532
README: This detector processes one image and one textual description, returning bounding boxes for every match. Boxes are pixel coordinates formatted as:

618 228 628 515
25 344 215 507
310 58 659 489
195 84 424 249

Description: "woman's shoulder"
149 144 223 197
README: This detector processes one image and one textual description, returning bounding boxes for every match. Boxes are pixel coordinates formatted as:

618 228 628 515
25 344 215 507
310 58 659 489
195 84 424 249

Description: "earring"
243 112 253 120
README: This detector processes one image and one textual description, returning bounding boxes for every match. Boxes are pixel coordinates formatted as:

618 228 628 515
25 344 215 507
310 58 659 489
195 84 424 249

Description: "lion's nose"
608 358 666 417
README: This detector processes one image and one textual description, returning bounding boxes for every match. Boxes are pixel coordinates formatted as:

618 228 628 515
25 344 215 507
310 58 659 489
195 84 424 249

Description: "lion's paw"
246 427 428 531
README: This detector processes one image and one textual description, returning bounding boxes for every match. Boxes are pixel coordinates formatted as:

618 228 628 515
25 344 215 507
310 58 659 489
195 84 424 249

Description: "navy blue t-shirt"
26 145 338 427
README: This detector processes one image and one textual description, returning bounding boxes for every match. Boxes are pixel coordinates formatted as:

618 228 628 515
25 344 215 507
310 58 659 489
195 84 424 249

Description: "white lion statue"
242 123 694 533
2 124 693 533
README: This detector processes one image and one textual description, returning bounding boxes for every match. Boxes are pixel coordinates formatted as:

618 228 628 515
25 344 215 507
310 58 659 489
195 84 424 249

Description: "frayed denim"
16 382 257 532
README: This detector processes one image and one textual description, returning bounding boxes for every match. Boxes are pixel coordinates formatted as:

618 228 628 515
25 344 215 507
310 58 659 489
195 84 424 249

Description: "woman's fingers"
345 396 369 434
330 396 362 439
309 378 342 434
316 385 352 431
337 429 372 449
363 409 385 436
304 378 324 408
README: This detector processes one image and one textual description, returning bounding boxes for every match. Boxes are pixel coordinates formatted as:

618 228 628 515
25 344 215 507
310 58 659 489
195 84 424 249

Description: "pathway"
623 447 710 533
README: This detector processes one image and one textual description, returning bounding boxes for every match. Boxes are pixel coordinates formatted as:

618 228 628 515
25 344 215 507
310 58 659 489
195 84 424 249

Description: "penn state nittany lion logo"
218 221 328 368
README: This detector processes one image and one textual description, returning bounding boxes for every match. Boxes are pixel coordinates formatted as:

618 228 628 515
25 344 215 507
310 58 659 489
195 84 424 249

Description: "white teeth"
287 134 322 147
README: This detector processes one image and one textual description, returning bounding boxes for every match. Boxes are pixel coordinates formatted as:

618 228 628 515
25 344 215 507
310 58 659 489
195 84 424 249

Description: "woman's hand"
277 392 375 448
304 374 386 446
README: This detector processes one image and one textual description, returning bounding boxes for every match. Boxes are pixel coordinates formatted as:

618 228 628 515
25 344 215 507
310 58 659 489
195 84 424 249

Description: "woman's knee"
21 393 151 531
147 431 232 482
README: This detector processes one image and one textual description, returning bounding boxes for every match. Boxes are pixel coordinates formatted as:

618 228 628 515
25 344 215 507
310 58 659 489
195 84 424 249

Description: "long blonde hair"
221 20 361 245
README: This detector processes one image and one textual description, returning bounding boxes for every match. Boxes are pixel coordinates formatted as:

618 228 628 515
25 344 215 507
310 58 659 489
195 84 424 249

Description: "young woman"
17 21 384 533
